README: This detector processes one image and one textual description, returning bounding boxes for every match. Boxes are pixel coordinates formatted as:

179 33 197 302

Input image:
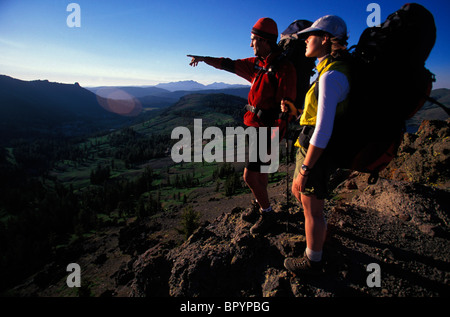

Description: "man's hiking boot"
241 200 260 223
250 210 277 235
284 252 324 276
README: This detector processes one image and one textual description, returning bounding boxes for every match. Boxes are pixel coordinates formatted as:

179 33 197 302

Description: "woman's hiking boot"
241 199 260 223
284 252 324 276
250 210 277 235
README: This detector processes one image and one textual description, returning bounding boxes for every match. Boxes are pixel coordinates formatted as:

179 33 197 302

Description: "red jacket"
204 52 297 127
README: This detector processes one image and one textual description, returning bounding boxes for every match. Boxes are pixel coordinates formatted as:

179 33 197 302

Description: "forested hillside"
0 87 248 292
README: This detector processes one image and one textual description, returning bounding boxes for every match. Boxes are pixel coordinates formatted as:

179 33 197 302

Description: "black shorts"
293 146 337 199
245 127 273 173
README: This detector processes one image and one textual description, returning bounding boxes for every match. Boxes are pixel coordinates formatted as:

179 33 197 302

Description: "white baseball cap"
298 15 347 39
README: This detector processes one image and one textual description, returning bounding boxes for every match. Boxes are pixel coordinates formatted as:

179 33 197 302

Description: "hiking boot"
284 252 324 276
250 210 277 235
241 200 260 223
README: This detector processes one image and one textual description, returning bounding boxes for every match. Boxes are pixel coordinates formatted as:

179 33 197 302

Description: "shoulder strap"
313 56 350 99
253 54 287 101
312 58 332 99
426 96 450 116
253 53 286 76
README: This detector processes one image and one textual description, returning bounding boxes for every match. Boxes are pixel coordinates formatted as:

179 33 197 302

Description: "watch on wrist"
301 164 311 175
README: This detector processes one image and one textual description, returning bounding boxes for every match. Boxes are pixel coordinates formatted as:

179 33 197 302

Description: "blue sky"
1 0 449 88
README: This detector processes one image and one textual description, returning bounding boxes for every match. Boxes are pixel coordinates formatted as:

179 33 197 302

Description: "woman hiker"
188 17 297 235
282 15 350 275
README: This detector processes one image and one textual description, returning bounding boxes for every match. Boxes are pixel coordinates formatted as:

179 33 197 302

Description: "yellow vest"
294 56 350 147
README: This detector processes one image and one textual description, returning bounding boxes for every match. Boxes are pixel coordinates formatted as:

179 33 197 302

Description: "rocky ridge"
10 119 450 297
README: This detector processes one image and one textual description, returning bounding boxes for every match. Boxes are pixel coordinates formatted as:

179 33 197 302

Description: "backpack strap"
249 54 290 124
426 96 450 116
312 56 334 99
245 104 279 126
263 54 300 119
253 54 286 88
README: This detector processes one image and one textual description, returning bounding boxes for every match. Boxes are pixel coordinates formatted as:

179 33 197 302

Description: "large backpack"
265 20 316 140
326 3 438 184
278 20 317 110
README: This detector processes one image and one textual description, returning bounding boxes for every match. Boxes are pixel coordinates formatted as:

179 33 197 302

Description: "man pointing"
188 17 297 234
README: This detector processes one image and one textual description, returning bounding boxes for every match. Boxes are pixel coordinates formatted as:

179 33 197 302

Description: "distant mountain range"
88 80 248 93
154 80 249 92
0 74 448 145
0 75 131 143
88 80 250 97
0 76 251 145
87 80 250 110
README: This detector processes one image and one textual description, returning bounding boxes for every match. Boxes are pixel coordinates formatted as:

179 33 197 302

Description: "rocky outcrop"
127 205 308 297
10 120 450 297
124 186 449 297
122 119 450 297
381 119 450 187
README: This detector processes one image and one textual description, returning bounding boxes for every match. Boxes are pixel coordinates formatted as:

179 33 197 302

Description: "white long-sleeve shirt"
309 70 350 149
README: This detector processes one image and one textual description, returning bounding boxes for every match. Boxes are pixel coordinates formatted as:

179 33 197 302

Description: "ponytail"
330 36 350 60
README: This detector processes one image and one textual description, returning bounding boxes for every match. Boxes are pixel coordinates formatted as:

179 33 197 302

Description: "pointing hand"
187 55 205 67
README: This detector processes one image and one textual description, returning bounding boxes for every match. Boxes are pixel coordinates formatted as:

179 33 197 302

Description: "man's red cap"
252 17 278 43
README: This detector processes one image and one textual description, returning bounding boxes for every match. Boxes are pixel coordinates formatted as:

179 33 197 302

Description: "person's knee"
301 194 324 218
244 168 268 189
243 169 255 187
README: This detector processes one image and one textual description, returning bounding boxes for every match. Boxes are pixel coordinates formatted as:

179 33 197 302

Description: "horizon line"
0 73 251 89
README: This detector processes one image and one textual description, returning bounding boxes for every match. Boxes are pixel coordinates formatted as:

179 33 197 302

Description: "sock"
305 247 322 262
260 206 272 213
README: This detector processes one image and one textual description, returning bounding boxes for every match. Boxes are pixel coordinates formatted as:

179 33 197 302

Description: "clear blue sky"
1 0 449 88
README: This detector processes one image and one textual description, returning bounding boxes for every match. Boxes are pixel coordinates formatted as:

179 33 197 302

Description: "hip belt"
245 104 282 125
297 125 315 149
245 104 265 118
